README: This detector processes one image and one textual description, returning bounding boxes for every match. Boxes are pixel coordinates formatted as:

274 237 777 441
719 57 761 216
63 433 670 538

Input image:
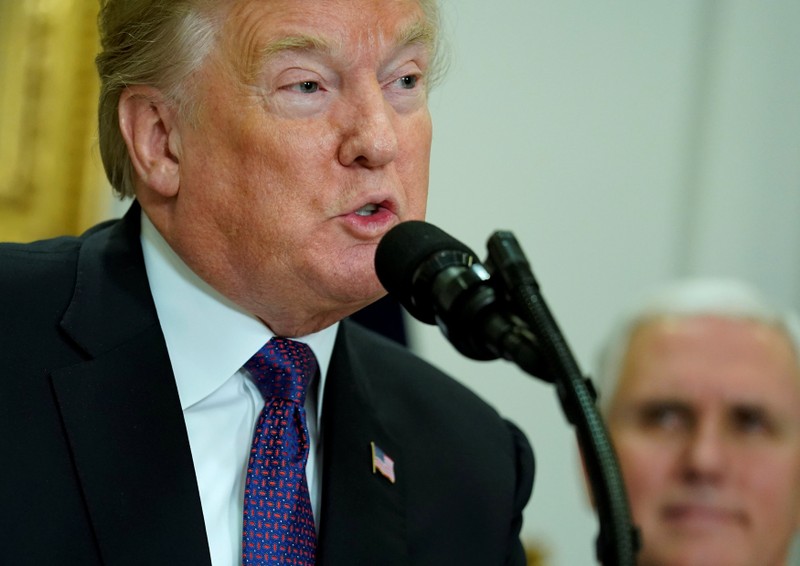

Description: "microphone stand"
484 231 639 566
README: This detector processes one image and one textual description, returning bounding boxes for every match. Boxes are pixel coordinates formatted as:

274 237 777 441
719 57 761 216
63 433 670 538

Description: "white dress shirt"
140 213 337 566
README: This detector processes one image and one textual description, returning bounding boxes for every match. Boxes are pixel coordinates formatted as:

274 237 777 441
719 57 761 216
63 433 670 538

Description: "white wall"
415 1 800 565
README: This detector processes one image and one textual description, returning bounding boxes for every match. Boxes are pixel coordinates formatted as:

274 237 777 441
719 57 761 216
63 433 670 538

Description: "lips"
661 503 746 530
339 197 399 237
344 196 398 222
351 196 396 217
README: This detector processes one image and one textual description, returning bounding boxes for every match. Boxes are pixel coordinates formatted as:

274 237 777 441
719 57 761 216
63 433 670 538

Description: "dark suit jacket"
0 204 534 565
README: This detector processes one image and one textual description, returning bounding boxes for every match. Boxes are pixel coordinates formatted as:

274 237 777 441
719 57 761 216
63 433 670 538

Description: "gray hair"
95 0 446 199
594 278 800 414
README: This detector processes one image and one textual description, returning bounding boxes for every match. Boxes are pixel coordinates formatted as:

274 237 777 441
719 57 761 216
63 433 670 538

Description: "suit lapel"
51 205 211 565
317 320 410 566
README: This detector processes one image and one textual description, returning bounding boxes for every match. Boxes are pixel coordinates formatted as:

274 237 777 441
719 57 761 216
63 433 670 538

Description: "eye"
637 402 690 432
382 68 427 112
291 81 320 94
732 406 773 435
396 75 419 90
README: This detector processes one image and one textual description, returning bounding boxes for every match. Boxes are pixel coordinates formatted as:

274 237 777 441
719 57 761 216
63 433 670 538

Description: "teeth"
355 203 379 216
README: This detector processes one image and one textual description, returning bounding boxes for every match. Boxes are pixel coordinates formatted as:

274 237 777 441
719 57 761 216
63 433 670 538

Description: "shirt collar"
139 211 337 412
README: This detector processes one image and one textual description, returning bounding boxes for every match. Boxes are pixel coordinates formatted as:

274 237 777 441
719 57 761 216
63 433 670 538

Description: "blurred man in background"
595 278 800 566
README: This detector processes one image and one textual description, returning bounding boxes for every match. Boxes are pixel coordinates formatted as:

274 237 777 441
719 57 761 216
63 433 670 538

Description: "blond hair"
95 0 444 199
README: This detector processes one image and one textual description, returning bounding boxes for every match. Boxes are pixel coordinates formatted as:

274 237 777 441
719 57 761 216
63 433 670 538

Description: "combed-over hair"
95 0 445 199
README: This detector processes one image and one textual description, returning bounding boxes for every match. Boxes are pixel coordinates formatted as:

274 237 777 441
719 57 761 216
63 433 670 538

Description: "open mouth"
354 203 381 217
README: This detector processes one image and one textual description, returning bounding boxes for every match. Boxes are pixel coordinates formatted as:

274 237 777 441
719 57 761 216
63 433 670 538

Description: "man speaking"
0 0 534 564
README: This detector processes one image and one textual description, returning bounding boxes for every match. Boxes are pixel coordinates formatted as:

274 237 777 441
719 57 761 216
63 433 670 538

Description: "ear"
118 85 181 198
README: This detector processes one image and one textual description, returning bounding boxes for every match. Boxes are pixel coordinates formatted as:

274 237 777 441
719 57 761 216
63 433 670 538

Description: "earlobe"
118 86 181 198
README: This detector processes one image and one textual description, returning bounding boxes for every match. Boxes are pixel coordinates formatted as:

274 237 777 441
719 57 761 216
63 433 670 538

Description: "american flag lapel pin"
370 441 396 484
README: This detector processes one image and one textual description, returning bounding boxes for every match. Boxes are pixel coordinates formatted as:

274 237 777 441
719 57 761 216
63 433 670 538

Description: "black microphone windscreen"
375 220 476 307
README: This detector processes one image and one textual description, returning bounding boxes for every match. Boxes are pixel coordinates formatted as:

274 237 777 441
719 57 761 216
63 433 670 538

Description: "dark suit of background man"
0 0 534 564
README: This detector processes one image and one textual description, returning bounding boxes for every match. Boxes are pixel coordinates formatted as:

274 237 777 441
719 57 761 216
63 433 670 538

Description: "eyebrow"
633 399 692 418
396 20 437 53
246 20 436 79
258 35 335 60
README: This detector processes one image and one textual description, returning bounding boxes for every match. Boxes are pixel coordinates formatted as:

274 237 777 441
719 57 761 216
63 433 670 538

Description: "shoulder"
0 236 83 317
0 220 118 311
0 219 119 278
0 235 82 270
0 218 128 368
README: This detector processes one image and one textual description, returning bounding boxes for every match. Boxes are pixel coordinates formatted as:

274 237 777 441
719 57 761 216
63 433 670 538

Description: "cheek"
740 454 800 517
615 438 674 511
398 152 431 218
736 467 800 556
228 135 331 225
397 113 432 174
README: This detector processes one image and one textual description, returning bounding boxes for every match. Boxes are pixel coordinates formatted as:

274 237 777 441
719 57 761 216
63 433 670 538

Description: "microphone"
375 220 544 375
377 221 637 565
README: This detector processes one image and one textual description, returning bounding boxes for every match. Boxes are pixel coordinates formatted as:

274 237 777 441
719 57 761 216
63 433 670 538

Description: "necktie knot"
244 337 317 404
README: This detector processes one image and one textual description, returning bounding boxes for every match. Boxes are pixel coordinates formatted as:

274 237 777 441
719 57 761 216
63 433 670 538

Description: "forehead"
219 0 432 70
615 316 800 409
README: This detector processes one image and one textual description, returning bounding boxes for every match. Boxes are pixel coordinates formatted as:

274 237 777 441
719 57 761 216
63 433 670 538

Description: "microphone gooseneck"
374 220 639 566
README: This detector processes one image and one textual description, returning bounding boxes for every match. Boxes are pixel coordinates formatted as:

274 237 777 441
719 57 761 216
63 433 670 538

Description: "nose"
337 83 399 168
681 418 727 483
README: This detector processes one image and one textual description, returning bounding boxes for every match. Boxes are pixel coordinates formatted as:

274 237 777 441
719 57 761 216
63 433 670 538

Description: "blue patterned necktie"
241 338 318 565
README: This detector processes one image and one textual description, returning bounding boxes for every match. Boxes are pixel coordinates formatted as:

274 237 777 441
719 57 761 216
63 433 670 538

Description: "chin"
349 283 386 312
644 542 748 566
319 274 381 312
